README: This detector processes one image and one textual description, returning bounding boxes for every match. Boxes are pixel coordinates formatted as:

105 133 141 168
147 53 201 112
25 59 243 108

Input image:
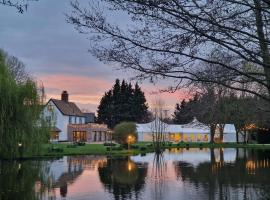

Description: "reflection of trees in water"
98 156 148 200
0 160 49 200
173 148 270 200
150 153 168 200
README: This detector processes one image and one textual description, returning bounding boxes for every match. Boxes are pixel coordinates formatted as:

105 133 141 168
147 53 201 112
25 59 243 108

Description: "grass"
19 142 270 159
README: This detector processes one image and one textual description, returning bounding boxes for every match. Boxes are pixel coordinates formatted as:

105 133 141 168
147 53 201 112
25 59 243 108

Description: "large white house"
44 91 86 141
44 91 111 142
136 117 237 143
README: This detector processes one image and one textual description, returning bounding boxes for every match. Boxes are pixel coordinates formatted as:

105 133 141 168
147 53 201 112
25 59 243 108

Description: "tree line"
173 83 270 143
67 0 270 120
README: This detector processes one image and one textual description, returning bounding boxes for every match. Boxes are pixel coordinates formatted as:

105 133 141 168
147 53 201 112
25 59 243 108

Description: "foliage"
0 51 49 158
0 0 38 13
97 79 148 128
113 122 137 146
173 94 199 124
67 0 270 102
0 159 51 200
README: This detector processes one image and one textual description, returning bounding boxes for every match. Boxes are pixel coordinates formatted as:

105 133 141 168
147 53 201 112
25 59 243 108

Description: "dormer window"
48 104 53 112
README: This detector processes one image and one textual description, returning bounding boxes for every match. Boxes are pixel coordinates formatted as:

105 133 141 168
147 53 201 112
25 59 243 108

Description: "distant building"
44 91 111 142
136 117 237 143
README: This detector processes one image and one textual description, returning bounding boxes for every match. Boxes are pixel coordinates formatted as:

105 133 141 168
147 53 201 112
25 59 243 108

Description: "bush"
103 142 117 146
140 147 147 151
77 142 85 146
131 145 139 149
113 122 137 147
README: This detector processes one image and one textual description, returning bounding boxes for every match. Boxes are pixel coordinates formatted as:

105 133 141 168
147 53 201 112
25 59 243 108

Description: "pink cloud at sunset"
39 74 189 114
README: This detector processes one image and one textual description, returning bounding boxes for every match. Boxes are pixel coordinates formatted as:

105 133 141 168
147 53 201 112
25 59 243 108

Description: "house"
136 117 237 143
44 91 111 142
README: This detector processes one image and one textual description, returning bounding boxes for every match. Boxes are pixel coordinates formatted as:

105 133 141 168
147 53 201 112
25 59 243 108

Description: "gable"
47 99 84 117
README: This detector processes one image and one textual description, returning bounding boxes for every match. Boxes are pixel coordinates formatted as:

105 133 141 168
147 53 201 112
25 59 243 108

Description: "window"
69 116 72 124
48 104 54 112
75 117 77 124
79 117 82 124
73 131 87 142
51 132 59 140
46 116 51 123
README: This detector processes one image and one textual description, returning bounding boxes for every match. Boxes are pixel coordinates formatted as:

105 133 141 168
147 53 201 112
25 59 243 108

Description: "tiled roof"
50 99 84 117
51 126 62 132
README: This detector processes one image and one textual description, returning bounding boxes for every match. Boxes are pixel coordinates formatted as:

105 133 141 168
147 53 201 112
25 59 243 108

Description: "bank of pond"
27 142 270 159
1 148 270 200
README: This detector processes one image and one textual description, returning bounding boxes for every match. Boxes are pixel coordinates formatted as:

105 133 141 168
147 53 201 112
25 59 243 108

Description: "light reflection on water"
1 148 270 200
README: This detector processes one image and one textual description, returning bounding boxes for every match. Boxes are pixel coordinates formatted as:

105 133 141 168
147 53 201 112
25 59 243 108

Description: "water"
1 148 270 200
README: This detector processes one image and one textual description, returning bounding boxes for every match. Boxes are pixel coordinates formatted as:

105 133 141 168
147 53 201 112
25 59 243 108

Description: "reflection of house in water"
42 156 107 199
173 149 270 200
98 157 148 200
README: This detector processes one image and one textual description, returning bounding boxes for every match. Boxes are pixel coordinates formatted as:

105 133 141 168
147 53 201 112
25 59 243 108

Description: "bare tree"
67 0 270 102
0 0 37 13
149 99 168 153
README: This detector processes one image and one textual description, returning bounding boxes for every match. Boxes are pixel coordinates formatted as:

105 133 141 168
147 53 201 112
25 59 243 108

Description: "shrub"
131 145 139 149
113 122 137 147
103 142 116 146
140 147 147 151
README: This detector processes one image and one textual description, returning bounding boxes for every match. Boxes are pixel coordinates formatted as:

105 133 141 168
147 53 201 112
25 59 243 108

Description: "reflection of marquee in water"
173 149 270 184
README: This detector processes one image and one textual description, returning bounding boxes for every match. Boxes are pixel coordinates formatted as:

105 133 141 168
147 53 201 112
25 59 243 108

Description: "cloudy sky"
0 0 188 114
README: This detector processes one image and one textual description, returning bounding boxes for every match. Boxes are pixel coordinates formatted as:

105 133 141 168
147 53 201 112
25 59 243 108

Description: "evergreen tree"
97 79 148 128
173 96 199 124
133 83 148 122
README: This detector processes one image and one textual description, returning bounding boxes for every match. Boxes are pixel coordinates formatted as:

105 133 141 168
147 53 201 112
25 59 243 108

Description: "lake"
1 148 270 200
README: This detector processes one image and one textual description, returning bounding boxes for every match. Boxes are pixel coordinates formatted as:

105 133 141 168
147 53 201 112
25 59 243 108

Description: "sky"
0 0 188 114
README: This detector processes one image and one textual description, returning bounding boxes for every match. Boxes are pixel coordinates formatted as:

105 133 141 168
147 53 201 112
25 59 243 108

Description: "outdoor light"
128 162 132 171
18 143 22 147
128 135 132 150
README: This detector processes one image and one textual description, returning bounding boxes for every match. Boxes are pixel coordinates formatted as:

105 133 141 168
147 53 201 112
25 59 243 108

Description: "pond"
1 148 270 200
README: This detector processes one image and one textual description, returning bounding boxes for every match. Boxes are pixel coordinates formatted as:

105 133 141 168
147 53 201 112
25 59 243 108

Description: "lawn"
21 142 270 159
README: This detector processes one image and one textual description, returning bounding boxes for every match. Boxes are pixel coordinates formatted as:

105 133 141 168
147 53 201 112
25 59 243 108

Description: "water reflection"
173 148 270 200
98 157 148 200
2 149 270 199
0 160 48 200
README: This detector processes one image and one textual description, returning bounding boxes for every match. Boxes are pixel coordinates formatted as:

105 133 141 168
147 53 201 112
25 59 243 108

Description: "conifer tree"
97 79 148 128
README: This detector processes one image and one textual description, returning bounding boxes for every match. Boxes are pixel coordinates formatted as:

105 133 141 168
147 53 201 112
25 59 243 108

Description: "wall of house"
69 116 85 124
44 100 69 141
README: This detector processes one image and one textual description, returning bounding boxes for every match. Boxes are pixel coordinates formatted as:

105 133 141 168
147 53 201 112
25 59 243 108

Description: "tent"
136 117 236 143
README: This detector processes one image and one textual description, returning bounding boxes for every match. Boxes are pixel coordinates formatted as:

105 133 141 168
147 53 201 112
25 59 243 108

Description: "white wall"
44 100 69 141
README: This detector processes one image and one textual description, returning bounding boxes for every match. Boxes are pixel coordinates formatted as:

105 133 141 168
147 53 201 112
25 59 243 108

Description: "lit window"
48 104 53 111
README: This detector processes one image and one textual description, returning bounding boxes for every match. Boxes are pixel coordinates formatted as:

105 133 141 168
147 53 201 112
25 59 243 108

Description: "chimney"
61 91 69 102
